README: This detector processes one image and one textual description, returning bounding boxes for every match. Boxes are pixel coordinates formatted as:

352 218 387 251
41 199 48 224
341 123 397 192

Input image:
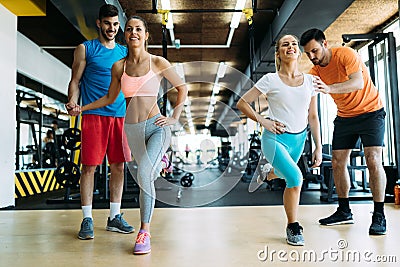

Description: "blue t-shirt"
80 39 127 117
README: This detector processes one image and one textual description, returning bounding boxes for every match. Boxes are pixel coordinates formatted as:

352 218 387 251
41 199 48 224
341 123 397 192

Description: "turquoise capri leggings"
260 128 307 188
124 114 171 223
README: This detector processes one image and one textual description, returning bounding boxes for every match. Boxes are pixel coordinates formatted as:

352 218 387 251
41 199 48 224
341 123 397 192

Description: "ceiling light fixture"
205 119 211 128
230 0 247 29
210 96 217 105
161 0 175 43
161 0 171 10
148 0 248 49
217 62 227 78
175 63 185 79
166 12 174 30
184 98 191 106
212 84 220 95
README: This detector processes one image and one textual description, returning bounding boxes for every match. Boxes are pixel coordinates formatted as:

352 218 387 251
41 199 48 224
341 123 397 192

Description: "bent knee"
285 175 303 188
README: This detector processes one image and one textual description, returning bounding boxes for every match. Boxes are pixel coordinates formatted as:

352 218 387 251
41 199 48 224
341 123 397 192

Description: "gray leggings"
124 114 171 223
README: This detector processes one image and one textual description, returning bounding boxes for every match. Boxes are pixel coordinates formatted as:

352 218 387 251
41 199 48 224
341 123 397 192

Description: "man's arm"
66 44 86 115
314 70 364 94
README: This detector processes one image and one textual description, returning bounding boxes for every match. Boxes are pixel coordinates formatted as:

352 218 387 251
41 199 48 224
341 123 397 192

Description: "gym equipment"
61 128 81 151
297 130 326 191
319 142 371 202
47 116 82 204
42 141 57 168
298 152 326 191
161 153 195 188
242 131 262 182
159 149 195 188
180 172 194 187
176 187 182 200
22 145 41 169
228 151 247 172
54 161 80 188
161 154 173 176
16 90 43 169
172 156 185 175
47 160 81 203
160 150 182 183
217 141 231 172
195 149 202 165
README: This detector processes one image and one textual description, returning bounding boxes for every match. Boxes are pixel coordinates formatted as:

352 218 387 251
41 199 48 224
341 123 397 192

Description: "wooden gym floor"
0 204 399 267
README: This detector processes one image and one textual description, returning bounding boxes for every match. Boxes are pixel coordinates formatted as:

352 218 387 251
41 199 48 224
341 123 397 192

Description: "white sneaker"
256 163 273 185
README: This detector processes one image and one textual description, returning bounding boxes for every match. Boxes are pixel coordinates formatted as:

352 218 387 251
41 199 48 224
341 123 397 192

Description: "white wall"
0 3 72 208
17 32 71 94
0 4 17 208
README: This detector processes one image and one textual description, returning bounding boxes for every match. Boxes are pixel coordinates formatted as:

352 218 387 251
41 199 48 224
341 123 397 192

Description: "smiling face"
97 16 120 41
276 35 301 61
124 18 149 49
274 35 301 70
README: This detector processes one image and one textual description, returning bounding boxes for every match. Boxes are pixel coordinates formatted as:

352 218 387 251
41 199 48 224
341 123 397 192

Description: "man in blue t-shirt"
66 4 134 240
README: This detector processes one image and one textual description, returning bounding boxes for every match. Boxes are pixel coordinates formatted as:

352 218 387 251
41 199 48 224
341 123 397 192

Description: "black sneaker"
319 208 354 225
369 212 386 235
106 213 135 234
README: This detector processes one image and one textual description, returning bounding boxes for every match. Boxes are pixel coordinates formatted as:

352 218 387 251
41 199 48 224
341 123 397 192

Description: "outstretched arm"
81 60 124 112
308 95 322 167
314 70 364 94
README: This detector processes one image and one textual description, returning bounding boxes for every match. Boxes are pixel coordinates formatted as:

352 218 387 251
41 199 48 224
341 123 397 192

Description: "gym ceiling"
14 0 399 135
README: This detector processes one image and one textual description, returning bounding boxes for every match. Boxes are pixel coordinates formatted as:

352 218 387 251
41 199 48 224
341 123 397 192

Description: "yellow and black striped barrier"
15 116 83 198
14 169 62 198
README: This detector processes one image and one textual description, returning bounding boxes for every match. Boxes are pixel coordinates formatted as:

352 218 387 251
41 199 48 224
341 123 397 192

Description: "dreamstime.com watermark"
257 239 398 263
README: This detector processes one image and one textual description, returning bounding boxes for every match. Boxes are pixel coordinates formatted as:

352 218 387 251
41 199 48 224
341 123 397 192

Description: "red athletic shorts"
81 114 131 165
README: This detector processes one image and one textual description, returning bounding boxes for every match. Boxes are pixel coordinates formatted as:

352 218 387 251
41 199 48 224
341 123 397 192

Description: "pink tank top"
121 56 161 97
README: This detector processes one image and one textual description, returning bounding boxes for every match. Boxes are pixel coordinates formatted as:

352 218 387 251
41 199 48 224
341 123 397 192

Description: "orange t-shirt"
309 47 383 117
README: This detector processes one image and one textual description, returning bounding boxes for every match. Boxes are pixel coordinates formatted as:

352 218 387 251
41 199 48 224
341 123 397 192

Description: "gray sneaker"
78 217 94 240
286 222 304 246
106 213 135 234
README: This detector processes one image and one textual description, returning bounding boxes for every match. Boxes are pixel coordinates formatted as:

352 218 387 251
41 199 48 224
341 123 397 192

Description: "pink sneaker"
133 229 151 255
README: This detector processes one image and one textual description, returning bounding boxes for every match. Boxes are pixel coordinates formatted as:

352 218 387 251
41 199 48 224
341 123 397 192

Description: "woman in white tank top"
237 34 322 246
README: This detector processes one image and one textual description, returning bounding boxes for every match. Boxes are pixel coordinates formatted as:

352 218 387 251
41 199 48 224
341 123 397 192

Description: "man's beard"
100 28 116 41
311 58 321 65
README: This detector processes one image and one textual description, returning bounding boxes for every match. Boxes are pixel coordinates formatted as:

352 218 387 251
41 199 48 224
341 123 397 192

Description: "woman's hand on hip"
262 119 286 134
154 115 177 127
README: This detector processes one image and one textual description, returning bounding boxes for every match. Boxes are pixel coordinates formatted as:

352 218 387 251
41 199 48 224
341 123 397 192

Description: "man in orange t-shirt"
300 28 387 235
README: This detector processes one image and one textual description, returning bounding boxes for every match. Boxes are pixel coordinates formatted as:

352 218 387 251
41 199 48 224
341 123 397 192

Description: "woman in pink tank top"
81 15 188 255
